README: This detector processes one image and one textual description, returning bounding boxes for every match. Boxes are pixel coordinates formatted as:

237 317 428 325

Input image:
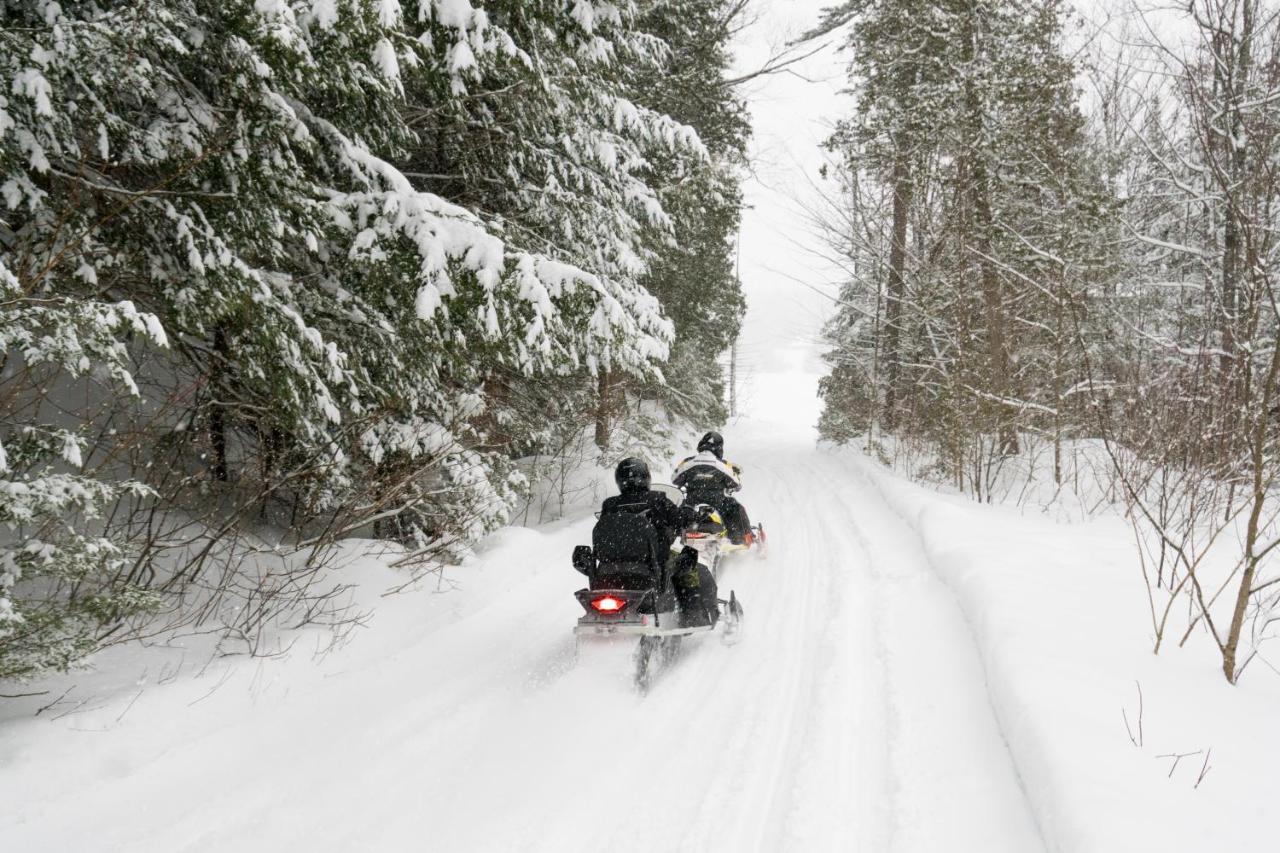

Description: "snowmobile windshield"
651 483 683 505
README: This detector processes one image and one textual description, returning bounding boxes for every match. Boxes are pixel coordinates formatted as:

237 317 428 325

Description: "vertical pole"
731 231 741 418
730 338 738 419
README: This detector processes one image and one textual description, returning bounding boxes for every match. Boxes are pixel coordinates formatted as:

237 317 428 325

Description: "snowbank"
857 457 1280 851
0 523 591 851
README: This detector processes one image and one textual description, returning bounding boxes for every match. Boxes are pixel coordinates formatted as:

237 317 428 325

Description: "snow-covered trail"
2 419 1044 853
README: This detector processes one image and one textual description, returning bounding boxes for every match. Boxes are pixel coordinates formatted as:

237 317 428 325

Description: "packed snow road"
1 420 1043 852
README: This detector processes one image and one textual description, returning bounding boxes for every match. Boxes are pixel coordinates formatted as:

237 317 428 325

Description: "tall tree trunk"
959 8 1018 457
594 370 616 453
883 151 912 431
965 105 1019 457
210 324 230 483
1215 0 1254 467
1220 0 1267 681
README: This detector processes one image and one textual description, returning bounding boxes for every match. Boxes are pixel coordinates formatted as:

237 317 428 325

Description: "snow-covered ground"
0 417 1038 852
9 409 1279 851
5 3 1280 851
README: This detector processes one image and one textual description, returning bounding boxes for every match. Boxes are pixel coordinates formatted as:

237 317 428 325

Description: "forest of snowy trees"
5 0 1279 688
814 0 1280 683
0 0 749 678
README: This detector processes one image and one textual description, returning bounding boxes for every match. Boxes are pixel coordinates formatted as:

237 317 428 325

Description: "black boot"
690 564 719 626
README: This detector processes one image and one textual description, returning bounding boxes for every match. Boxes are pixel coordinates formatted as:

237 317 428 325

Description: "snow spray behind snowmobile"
571 484 743 692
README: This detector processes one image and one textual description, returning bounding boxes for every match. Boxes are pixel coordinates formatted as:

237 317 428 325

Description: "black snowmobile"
571 484 743 691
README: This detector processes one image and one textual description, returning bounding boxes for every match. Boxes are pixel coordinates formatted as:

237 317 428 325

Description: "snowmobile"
680 506 767 576
571 484 744 692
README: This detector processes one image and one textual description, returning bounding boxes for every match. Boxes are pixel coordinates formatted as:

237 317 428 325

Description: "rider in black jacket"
594 457 719 626
600 468 692 552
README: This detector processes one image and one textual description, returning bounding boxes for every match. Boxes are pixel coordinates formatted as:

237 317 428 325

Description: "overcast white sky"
729 0 849 429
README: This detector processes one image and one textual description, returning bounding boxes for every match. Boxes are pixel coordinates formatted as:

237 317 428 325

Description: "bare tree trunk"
1222 292 1280 682
729 338 738 418
1054 294 1065 486
1217 0 1253 369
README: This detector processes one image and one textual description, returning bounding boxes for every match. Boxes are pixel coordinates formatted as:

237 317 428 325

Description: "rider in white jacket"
673 431 753 545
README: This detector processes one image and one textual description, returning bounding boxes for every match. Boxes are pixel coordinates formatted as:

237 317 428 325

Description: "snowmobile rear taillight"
591 595 626 613
686 532 706 539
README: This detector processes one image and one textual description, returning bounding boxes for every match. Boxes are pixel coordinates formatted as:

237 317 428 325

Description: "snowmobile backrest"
592 509 661 570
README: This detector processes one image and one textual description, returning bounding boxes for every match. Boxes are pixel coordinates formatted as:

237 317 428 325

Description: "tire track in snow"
662 431 891 852
767 450 891 852
850 460 1050 850
646 458 822 851
698 452 831 851
829 452 1046 853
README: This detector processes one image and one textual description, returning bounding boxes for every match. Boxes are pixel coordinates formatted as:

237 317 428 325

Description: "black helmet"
615 457 651 494
697 431 724 460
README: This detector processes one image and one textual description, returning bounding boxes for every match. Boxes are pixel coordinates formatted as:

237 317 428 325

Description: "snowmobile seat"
589 563 656 590
681 501 728 538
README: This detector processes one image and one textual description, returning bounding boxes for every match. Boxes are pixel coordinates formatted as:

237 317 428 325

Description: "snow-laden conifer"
0 0 719 676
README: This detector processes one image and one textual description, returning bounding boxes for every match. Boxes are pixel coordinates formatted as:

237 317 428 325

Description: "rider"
594 457 720 627
672 431 753 545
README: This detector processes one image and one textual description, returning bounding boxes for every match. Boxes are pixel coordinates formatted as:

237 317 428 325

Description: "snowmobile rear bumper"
573 588 718 637
573 621 717 638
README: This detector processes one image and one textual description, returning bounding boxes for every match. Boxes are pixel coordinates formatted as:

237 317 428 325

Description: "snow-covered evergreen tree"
629 0 751 428
0 0 740 677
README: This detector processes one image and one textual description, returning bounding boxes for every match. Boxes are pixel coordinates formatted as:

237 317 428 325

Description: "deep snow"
9 413 1280 851
0 418 1038 852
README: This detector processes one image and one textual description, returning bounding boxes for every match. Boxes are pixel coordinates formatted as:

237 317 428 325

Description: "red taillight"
686 532 706 539
591 595 626 613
